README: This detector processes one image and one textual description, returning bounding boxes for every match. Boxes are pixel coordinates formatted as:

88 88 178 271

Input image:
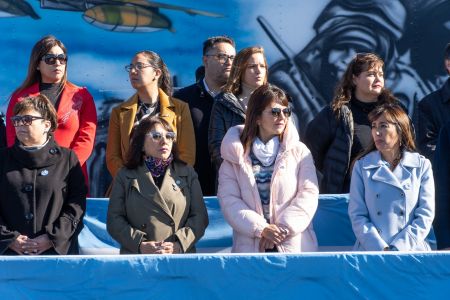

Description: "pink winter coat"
218 123 319 253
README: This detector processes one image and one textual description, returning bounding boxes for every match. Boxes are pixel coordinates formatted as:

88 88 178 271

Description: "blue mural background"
1 0 448 196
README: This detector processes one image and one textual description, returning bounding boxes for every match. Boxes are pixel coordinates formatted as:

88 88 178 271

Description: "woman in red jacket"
6 35 97 186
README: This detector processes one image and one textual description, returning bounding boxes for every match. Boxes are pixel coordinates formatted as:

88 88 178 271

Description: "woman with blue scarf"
107 116 208 254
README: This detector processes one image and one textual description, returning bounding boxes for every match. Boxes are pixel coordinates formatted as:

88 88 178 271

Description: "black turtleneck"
40 82 63 110
350 98 378 158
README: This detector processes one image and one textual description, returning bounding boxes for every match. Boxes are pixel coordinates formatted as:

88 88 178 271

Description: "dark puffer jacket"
0 137 87 255
304 104 354 194
208 92 245 173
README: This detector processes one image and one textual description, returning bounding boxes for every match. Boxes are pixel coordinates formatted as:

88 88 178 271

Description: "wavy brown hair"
240 84 289 153
331 52 397 117
223 46 268 95
13 94 58 132
13 35 68 96
135 50 172 96
356 103 416 163
124 116 180 169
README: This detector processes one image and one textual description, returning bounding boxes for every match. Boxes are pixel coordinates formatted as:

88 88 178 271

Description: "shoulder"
402 151 430 169
112 94 138 112
173 83 198 99
419 90 441 107
170 96 189 110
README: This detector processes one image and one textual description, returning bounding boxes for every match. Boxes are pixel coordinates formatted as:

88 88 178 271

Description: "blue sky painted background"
0 0 328 109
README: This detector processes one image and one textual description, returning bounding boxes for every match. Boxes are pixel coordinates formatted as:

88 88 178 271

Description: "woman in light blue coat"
349 103 434 251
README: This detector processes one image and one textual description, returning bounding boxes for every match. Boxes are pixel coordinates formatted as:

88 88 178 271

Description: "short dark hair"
124 116 180 169
202 36 235 55
13 94 58 132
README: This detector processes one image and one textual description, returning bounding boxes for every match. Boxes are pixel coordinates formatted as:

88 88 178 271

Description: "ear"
202 55 208 67
352 74 357 86
154 68 162 80
43 120 51 133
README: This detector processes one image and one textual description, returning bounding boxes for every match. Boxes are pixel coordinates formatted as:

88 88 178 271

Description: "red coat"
6 82 97 185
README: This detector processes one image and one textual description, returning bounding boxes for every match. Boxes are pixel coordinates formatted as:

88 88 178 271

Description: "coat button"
170 221 175 226
49 148 58 154
400 193 405 197
376 194 379 198
25 213 34 220
23 184 33 192
399 210 404 216
141 224 146 229
377 228 382 234
377 211 382 216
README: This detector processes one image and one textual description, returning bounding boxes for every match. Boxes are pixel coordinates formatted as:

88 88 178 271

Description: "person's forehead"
17 108 41 116
211 42 235 54
46 45 64 54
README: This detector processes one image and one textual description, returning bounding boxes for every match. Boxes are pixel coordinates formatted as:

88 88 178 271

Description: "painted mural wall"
1 0 449 196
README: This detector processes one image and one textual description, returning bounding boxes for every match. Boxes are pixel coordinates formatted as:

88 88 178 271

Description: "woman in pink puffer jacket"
218 84 319 253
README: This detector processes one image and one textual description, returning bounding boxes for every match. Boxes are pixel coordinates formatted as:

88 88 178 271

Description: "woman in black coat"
0 94 86 255
208 46 268 174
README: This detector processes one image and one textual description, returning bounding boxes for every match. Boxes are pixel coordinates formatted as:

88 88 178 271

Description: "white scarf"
252 136 280 166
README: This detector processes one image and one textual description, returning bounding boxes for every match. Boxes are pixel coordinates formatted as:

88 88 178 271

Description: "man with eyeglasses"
174 36 236 196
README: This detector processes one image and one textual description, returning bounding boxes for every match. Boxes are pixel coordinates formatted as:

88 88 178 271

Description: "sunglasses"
267 107 292 118
146 131 176 142
42 54 67 65
11 115 46 127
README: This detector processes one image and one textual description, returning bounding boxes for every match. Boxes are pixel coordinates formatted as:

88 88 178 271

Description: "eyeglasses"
205 53 235 64
146 131 176 142
266 107 292 118
11 115 46 127
42 54 67 65
125 63 152 73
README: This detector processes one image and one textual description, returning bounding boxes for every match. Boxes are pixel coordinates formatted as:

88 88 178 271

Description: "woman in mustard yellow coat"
106 51 195 179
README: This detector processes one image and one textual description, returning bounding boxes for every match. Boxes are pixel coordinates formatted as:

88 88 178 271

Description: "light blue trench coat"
349 151 435 251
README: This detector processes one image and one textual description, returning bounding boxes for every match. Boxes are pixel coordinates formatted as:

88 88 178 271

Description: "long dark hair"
124 116 179 169
223 46 268 95
13 35 68 96
135 50 172 96
331 52 396 117
240 84 289 153
355 103 416 163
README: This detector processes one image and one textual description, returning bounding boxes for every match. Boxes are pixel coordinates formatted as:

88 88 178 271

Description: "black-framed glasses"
146 131 176 142
42 54 67 65
267 107 292 118
11 115 46 127
125 63 152 73
205 53 235 64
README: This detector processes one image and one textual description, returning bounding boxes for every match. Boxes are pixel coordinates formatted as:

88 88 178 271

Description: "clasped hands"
9 234 53 255
259 224 290 252
139 240 182 254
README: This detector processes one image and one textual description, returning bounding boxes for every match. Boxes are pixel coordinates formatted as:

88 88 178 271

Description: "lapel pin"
40 169 49 176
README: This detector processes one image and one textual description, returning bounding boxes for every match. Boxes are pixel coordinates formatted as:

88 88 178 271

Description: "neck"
354 90 378 103
137 87 159 105
380 148 401 167
204 76 223 95
239 82 255 100
258 133 276 144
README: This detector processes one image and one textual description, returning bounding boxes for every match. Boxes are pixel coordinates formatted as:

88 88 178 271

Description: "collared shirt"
203 78 218 98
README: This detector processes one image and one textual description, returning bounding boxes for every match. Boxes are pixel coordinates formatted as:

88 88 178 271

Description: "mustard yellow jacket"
106 89 196 178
